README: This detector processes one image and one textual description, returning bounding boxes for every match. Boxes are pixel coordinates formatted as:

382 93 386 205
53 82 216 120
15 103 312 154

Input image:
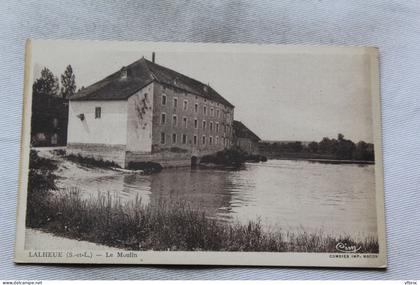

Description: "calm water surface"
76 160 377 238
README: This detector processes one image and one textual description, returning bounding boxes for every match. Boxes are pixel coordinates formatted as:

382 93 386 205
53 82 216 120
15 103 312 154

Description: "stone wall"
125 150 192 167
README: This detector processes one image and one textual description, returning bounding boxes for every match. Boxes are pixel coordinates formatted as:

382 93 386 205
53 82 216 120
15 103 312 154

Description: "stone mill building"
67 55 235 167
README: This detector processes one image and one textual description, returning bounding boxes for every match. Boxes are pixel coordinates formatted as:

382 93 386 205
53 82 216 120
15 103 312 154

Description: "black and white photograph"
14 40 386 267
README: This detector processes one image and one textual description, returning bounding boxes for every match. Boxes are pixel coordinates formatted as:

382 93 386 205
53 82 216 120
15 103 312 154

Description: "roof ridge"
144 58 209 89
138 57 157 82
71 57 234 107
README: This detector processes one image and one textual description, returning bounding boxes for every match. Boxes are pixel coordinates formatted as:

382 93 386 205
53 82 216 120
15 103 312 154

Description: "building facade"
67 57 234 167
232 120 261 155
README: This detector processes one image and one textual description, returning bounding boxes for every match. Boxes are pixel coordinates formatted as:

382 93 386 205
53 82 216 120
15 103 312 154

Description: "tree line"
259 134 374 161
31 65 77 146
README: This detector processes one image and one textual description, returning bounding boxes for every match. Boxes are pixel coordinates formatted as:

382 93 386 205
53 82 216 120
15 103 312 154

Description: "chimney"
152 52 155 63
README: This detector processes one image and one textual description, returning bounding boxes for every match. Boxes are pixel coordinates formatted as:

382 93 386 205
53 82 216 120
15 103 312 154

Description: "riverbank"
263 153 374 165
269 157 374 165
25 229 116 251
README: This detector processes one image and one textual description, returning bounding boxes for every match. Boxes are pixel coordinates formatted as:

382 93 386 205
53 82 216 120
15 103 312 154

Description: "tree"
336 133 355 160
60 65 76 99
308 141 318 153
353 141 375 161
291 141 303 152
31 67 68 146
318 137 332 153
33 67 59 99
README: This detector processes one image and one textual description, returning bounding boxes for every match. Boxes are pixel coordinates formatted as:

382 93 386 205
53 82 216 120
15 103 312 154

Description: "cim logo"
335 242 361 253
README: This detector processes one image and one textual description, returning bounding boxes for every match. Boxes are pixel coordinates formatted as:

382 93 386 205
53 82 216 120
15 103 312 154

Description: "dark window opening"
95 107 101 119
160 132 165 144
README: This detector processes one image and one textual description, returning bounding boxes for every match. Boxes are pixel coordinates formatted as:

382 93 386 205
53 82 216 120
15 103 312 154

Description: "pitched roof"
70 58 234 108
233 120 261 142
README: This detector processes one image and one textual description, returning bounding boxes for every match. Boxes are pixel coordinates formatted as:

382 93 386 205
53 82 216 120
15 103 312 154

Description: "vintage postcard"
15 40 386 267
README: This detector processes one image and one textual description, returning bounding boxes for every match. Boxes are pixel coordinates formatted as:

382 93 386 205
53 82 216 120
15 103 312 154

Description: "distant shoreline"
264 156 374 165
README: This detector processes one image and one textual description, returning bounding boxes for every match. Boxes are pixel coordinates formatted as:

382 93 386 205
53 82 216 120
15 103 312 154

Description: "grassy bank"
27 188 379 252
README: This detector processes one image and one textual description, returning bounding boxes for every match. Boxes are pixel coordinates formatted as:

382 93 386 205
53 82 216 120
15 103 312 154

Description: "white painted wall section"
68 100 128 145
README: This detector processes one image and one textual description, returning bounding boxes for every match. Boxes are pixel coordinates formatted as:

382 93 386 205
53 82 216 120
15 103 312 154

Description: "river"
74 159 377 238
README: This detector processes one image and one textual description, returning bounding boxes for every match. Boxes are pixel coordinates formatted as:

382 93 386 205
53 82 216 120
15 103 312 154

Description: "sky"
31 40 375 143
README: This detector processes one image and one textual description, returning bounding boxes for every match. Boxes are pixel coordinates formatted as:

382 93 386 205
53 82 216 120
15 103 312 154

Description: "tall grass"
27 188 379 253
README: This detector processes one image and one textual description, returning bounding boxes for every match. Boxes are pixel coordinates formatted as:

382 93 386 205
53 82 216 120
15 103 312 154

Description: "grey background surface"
1 0 419 280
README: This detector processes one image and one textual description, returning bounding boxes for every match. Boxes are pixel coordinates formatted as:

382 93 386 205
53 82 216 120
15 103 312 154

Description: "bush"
127 161 162 174
52 149 66 156
201 148 267 166
65 153 120 169
201 148 247 166
26 150 58 227
244 154 267 162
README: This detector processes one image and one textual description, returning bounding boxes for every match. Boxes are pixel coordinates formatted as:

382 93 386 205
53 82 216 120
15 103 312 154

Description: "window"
51 133 58 145
216 122 219 132
194 103 198 113
194 119 198 129
224 125 227 133
161 94 167 105
203 105 207 115
183 117 187 128
202 135 206 145
121 68 127 79
95 107 101 119
210 108 214 116
182 134 187 144
160 132 166 144
216 136 219 145
172 115 177 126
209 136 213 145
161 113 166 125
210 121 213 132
216 109 220 117
173 98 178 108
193 135 198 145
172 133 177 144
183 100 188 110
202 120 206 130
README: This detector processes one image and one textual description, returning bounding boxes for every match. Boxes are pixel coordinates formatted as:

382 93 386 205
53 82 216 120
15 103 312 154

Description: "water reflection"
75 160 377 238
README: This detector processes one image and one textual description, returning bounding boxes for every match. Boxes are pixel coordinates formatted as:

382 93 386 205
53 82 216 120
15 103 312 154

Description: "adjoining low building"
67 55 235 168
232 120 261 155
